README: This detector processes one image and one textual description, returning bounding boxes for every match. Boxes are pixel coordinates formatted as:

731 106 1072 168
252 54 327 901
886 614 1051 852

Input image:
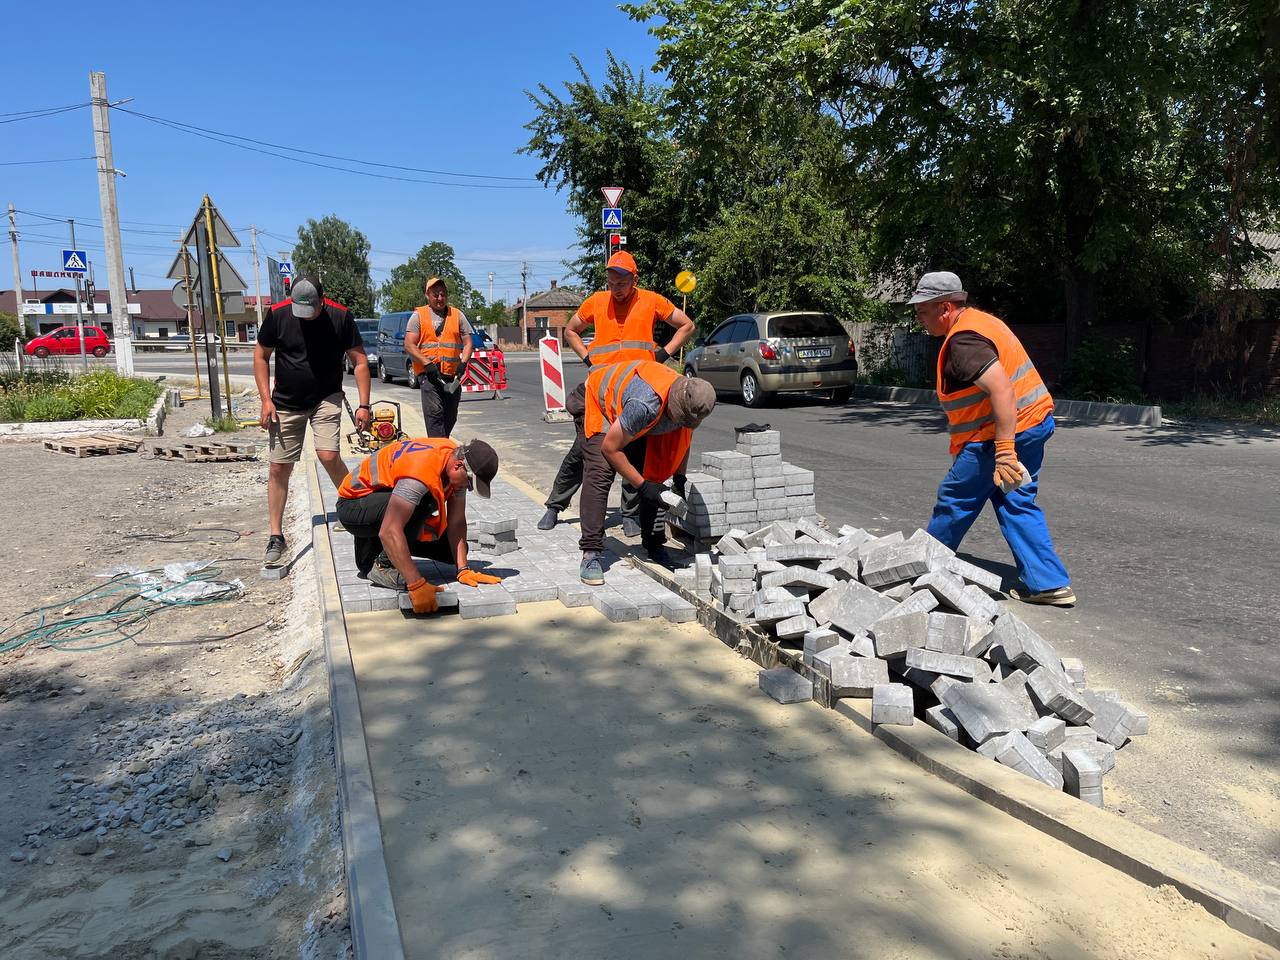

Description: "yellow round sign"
675 270 697 294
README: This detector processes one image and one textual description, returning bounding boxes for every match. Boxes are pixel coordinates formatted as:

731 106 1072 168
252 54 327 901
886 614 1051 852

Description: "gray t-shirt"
406 307 474 340
616 378 680 437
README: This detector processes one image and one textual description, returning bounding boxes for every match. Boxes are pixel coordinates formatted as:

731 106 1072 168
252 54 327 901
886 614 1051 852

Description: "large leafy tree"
379 242 481 314
522 53 688 296
624 0 1278 356
293 215 375 316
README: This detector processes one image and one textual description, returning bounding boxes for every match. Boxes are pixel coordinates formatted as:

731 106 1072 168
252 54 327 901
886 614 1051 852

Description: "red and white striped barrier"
539 336 567 413
461 350 507 397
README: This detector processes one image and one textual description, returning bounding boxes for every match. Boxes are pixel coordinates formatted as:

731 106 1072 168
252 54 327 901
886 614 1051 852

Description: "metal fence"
847 322 937 387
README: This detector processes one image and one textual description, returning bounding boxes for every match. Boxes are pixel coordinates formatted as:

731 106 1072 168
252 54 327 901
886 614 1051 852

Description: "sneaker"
263 534 287 566
1011 585 1077 607
367 566 406 591
645 544 676 568
621 517 642 538
537 508 560 531
579 552 605 586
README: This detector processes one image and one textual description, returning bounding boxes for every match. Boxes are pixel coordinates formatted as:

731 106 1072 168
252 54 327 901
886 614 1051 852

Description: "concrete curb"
304 459 407 960
852 384 1163 427
0 387 170 439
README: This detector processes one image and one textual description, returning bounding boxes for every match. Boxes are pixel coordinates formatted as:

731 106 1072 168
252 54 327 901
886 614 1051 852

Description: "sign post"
62 239 89 370
600 187 625 270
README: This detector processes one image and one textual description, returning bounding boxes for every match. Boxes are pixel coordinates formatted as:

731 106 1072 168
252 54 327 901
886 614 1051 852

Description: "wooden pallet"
43 433 143 458
152 440 257 462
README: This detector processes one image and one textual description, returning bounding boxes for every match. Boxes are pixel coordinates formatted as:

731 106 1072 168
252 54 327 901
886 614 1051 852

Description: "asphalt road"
143 349 1280 883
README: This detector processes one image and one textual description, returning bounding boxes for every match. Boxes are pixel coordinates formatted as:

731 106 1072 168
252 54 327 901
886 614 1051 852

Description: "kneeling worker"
336 437 502 613
579 360 716 584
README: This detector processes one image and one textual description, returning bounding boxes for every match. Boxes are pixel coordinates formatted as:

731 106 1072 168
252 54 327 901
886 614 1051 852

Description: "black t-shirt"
941 331 999 394
258 300 361 410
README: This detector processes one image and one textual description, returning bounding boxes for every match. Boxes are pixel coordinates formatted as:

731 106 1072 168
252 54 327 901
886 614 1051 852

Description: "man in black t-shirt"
254 274 371 565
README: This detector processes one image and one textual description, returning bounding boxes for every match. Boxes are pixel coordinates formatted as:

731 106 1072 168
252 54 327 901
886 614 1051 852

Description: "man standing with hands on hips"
255 274 371 566
405 276 474 437
911 271 1074 606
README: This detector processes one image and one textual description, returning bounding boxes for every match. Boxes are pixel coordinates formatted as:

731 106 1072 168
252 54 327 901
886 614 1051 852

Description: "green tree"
522 53 688 295
293 215 375 316
0 311 21 351
379 241 480 314
470 299 510 330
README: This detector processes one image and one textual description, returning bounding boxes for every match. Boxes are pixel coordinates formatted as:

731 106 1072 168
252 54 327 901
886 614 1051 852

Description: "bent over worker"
540 250 696 535
578 359 716 585
404 277 475 437
335 437 502 613
911 271 1074 606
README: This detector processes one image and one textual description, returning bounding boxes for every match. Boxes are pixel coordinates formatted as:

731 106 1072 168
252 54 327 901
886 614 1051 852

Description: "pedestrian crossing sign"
62 249 87 273
602 207 623 229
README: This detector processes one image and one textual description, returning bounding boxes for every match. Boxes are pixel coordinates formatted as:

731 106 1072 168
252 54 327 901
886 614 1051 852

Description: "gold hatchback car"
683 311 858 407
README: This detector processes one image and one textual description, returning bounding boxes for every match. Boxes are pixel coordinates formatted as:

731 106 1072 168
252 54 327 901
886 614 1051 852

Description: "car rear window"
768 314 845 339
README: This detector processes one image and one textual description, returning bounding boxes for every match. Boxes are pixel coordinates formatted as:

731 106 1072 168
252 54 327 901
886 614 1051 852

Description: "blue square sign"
62 249 88 273
601 207 623 230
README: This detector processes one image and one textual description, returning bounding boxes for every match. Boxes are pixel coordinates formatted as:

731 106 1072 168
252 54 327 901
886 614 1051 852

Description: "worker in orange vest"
911 271 1074 606
405 276 475 437
541 250 697 537
578 358 716 585
336 437 502 613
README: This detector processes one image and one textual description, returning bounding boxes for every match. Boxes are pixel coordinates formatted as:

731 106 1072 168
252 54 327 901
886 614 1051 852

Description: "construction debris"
675 428 1146 808
44 433 143 458
152 440 257 462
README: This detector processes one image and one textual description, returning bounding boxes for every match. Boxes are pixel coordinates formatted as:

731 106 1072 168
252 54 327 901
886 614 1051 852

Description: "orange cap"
425 276 447 291
606 251 637 275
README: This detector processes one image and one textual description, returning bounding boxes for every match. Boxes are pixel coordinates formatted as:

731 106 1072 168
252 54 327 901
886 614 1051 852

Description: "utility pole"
520 261 528 346
487 271 494 307
69 219 89 371
251 226 264 327
89 71 134 375
7 204 24 339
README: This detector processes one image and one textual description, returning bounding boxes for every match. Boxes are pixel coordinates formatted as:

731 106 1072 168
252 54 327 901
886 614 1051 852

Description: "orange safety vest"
410 306 464 377
584 359 691 482
936 308 1055 454
338 438 457 542
580 290 662 366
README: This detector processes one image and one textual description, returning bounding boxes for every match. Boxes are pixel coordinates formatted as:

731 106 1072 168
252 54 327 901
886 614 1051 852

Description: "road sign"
181 203 241 248
62 250 88 273
601 186 624 207
172 281 196 311
675 270 697 294
602 208 623 229
278 260 293 276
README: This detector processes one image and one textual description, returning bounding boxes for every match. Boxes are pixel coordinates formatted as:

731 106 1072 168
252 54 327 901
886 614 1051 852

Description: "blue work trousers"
926 415 1070 594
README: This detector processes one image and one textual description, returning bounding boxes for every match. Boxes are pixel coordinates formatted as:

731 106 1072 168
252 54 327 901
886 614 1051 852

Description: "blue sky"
1 1 663 308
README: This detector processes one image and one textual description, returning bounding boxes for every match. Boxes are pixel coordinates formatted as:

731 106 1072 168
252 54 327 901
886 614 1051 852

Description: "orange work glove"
457 568 502 587
993 439 1025 491
406 578 439 614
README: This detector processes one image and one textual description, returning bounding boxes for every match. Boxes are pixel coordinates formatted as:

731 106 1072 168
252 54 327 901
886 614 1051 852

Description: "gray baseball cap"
907 271 967 305
290 275 324 319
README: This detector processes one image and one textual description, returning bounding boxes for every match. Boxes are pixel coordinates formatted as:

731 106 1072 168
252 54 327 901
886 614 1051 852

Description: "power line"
113 107 543 189
0 103 89 125
0 156 96 166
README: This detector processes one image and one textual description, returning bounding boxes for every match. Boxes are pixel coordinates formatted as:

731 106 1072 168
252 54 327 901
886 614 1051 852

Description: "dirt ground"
0 395 350 960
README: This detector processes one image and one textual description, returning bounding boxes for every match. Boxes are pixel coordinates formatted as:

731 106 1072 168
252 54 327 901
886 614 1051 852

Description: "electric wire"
0 156 96 166
0 103 89 124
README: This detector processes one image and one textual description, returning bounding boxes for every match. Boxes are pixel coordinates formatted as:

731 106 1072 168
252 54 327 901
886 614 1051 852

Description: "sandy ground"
347 600 1278 960
0 397 349 960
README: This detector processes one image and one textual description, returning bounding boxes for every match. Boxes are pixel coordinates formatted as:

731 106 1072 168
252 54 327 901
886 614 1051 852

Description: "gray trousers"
420 372 461 438
544 381 638 517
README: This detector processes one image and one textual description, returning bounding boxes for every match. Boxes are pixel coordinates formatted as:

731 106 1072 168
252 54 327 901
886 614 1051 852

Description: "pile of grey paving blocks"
678 509 1147 809
668 429 816 540
318 472 696 624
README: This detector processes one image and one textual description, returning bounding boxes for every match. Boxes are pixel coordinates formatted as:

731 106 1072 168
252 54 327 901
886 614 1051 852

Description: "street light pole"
69 219 89 371
89 70 134 375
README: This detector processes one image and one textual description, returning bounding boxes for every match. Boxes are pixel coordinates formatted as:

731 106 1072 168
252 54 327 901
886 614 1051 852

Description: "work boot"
537 508 559 531
621 517 642 538
579 551 605 586
645 544 676 568
367 565 406 591
1011 585 1077 607
263 534 287 566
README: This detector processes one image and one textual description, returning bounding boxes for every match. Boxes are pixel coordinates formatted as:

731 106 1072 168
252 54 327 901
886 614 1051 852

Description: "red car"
25 326 111 359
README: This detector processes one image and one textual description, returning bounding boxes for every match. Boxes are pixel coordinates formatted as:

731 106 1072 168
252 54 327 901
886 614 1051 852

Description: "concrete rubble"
672 428 1148 808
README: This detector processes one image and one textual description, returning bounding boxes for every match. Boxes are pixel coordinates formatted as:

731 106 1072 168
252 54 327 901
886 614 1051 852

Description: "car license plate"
798 347 832 359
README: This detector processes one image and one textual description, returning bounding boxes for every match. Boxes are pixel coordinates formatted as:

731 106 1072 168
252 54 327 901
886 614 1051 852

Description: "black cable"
113 108 542 189
112 106 537 181
0 156 95 166
0 103 88 124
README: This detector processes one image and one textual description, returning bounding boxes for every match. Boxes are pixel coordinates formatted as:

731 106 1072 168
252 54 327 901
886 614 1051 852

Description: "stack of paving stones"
668 430 816 542
316 472 696 624
677 515 1147 809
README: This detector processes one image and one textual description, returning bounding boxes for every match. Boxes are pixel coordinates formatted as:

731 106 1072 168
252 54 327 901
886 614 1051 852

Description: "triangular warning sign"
601 186 624 206
604 209 622 228
64 251 87 270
